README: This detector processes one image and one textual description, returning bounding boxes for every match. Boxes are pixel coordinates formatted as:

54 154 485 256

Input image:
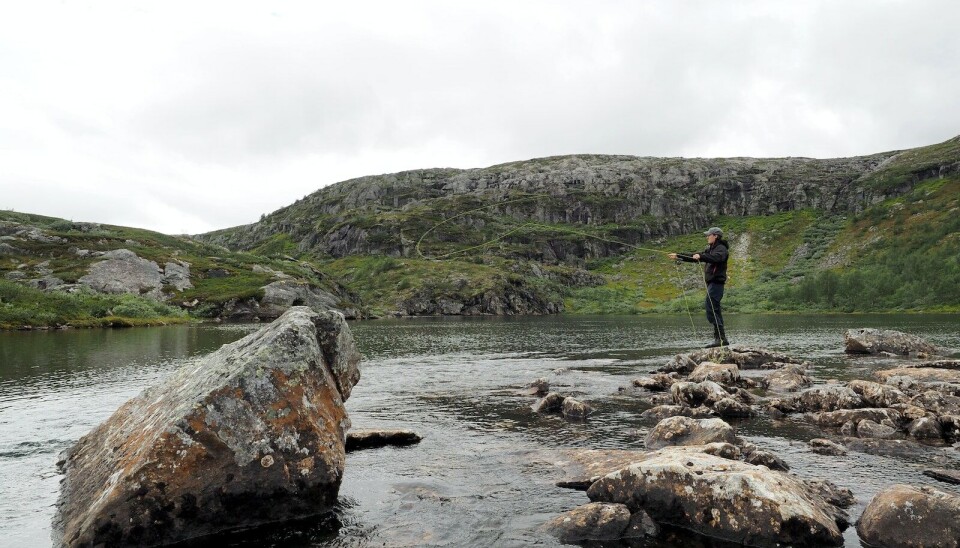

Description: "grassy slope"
0 212 356 327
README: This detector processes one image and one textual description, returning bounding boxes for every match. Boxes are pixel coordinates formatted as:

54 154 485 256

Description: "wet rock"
857 484 960 548
809 438 847 456
670 380 730 407
561 397 593 420
688 361 740 384
644 416 737 449
744 450 790 471
346 429 422 452
523 377 550 396
532 392 566 413
587 447 846 547
878 367 960 384
700 442 742 460
846 379 908 407
844 328 939 356
885 375 919 390
805 480 856 508
794 385 865 412
765 364 813 392
923 469 960 485
631 373 676 391
911 390 960 416
856 419 901 440
661 347 804 374
812 408 903 428
53 307 361 547
907 417 944 440
78 248 164 299
542 503 657 543
843 438 931 458
640 405 713 421
713 397 754 418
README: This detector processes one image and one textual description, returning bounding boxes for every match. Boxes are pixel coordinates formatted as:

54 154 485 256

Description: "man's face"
707 233 717 244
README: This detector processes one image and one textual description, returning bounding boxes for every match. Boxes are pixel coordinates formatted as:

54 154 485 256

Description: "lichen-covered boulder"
844 328 939 356
857 484 960 548
765 364 812 392
587 447 846 546
846 380 908 407
78 248 164 299
644 416 737 449
53 307 361 547
688 361 740 384
670 380 730 407
794 385 865 412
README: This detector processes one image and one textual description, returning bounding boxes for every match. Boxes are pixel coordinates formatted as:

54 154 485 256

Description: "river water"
1 314 959 547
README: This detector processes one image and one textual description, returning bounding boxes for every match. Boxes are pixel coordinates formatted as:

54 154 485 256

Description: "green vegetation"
0 280 188 329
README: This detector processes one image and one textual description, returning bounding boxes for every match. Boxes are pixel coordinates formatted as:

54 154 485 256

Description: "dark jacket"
678 239 729 284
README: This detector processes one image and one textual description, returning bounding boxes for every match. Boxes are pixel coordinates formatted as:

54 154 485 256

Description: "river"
1 314 958 546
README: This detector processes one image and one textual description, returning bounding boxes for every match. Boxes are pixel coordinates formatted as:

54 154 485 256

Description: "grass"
0 280 189 329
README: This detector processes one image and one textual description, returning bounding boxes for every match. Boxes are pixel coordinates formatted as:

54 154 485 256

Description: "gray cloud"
1 1 958 234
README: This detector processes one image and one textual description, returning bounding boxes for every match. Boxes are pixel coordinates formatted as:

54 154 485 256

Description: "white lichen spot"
261 455 275 468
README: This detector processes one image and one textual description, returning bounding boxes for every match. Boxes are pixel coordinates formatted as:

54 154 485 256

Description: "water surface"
1 315 958 546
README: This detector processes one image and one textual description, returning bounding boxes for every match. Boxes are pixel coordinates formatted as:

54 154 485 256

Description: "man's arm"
698 244 728 264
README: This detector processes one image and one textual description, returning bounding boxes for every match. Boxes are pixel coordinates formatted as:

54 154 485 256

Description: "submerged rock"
561 397 593 420
53 307 361 547
542 502 657 543
809 438 847 456
844 328 939 356
346 429 423 452
587 446 847 547
857 484 960 548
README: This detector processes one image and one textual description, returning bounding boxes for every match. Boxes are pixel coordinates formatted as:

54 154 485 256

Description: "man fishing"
669 227 730 348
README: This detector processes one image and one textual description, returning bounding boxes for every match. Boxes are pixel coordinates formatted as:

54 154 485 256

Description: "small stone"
809 438 847 456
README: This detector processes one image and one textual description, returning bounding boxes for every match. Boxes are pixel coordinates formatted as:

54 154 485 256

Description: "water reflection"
0 315 958 546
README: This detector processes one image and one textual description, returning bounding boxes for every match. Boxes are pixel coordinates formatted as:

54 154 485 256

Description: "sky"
1 1 958 235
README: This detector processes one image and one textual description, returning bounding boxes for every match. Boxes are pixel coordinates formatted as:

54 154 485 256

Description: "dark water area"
1 314 959 547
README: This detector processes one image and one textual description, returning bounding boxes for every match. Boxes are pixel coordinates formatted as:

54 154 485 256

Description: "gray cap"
703 226 723 236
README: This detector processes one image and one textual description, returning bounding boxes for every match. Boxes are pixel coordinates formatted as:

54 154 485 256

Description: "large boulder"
846 380 908 407
258 280 343 319
644 416 737 449
857 484 960 547
53 307 361 547
587 447 846 547
78 249 164 299
844 328 939 356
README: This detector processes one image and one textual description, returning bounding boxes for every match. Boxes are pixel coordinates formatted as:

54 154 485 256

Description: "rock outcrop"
586 446 847 546
78 249 164 299
53 307 361 547
857 484 960 548
844 328 939 356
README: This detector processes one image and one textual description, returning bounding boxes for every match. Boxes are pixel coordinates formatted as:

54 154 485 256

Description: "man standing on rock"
669 227 730 348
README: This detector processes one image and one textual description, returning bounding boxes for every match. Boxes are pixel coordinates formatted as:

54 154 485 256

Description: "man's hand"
692 253 701 260
668 253 677 260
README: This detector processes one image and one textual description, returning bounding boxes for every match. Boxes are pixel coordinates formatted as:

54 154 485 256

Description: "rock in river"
644 416 738 449
857 484 960 548
844 328 939 356
587 446 847 547
52 306 361 547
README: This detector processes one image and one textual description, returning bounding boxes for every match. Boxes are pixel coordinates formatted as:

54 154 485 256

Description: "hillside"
198 136 960 316
0 213 363 328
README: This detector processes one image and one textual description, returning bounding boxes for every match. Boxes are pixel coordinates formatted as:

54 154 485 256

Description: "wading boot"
704 325 722 348
717 325 730 348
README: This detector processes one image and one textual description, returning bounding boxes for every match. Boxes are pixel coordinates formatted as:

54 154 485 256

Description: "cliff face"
198 137 960 261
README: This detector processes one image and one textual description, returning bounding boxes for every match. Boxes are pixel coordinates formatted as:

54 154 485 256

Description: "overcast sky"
1 1 958 235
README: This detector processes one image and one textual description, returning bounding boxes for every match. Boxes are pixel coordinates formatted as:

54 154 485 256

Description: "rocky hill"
0 213 364 328
197 136 960 316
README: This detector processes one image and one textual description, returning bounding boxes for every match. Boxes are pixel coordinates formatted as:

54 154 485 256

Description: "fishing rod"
412 189 707 340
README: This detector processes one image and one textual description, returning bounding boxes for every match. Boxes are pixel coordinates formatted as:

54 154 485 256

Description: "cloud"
0 0 958 234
